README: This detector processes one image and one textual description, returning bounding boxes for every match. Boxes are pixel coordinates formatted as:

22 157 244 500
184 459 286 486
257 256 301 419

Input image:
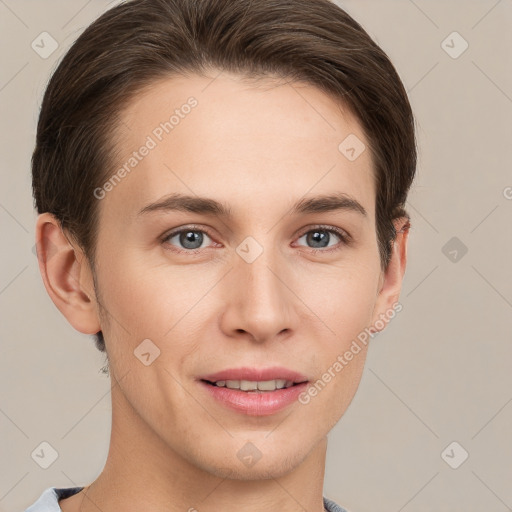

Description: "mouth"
198 373 310 416
197 367 310 415
200 378 307 393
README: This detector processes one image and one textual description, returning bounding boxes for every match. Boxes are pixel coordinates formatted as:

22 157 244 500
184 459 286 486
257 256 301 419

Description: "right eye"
161 225 218 253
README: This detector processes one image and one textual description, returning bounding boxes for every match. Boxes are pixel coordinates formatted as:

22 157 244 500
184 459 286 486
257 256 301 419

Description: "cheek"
299 260 380 340
297 260 377 407
95 250 177 331
94 251 217 373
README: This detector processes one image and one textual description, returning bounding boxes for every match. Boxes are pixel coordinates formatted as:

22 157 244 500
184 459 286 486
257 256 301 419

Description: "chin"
193 441 314 481
204 458 303 481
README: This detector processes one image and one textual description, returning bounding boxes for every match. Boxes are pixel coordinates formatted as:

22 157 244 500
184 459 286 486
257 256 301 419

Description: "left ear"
369 217 410 334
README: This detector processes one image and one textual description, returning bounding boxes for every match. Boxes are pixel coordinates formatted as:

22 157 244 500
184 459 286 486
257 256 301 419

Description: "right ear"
34 213 101 335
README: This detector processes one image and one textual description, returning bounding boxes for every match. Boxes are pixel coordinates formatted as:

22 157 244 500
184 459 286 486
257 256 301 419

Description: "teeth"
214 379 294 391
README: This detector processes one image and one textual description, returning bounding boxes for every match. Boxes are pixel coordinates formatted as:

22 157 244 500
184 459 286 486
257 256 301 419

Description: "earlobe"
35 213 101 335
370 217 410 333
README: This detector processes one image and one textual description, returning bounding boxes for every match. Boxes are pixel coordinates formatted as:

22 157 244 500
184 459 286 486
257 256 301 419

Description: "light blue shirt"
24 486 350 512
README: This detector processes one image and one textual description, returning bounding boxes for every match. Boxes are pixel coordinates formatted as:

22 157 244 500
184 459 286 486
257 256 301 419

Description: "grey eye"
297 229 342 249
165 229 212 250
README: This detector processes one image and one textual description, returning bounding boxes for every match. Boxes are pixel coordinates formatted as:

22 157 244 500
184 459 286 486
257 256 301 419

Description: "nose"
218 242 297 344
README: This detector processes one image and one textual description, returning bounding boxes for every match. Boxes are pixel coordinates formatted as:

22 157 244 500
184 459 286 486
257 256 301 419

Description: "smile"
203 379 298 391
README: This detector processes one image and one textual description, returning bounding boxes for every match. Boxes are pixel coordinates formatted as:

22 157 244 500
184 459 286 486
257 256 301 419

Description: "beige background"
1 1 511 511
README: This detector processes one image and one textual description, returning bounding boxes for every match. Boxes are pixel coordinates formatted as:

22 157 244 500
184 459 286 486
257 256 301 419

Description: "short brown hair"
32 0 417 353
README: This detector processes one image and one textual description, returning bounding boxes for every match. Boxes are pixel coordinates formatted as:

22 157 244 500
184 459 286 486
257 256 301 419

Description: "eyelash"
161 224 351 255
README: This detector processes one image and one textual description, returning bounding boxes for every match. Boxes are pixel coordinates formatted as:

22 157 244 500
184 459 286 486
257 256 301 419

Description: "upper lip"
199 366 309 383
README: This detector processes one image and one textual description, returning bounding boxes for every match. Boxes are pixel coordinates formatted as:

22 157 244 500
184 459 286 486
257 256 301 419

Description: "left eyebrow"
292 192 367 217
137 192 367 218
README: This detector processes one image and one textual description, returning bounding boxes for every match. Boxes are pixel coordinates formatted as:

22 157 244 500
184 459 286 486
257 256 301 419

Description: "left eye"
296 228 345 250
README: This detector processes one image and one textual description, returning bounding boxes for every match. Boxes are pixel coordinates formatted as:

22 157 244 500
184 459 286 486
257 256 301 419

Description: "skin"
36 70 409 512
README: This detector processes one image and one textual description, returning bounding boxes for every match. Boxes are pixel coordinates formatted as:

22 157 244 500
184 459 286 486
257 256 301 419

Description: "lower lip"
199 380 309 416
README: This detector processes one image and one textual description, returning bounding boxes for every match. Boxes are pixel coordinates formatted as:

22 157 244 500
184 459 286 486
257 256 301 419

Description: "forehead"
101 71 376 223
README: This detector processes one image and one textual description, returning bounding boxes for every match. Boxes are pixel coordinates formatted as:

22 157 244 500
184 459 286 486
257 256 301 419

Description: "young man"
27 0 416 511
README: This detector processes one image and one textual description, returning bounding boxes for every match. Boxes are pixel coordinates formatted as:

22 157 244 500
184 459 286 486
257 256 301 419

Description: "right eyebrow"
138 193 233 218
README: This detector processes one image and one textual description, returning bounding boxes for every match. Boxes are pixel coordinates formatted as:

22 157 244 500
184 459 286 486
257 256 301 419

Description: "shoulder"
26 489 348 512
323 495 351 512
24 487 84 512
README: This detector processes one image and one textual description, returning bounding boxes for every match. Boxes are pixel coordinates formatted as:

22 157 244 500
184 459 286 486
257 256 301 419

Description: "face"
87 71 392 479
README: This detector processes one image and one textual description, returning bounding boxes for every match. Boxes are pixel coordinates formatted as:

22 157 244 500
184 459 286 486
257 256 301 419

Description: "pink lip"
197 366 310 417
199 380 309 416
199 366 309 383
